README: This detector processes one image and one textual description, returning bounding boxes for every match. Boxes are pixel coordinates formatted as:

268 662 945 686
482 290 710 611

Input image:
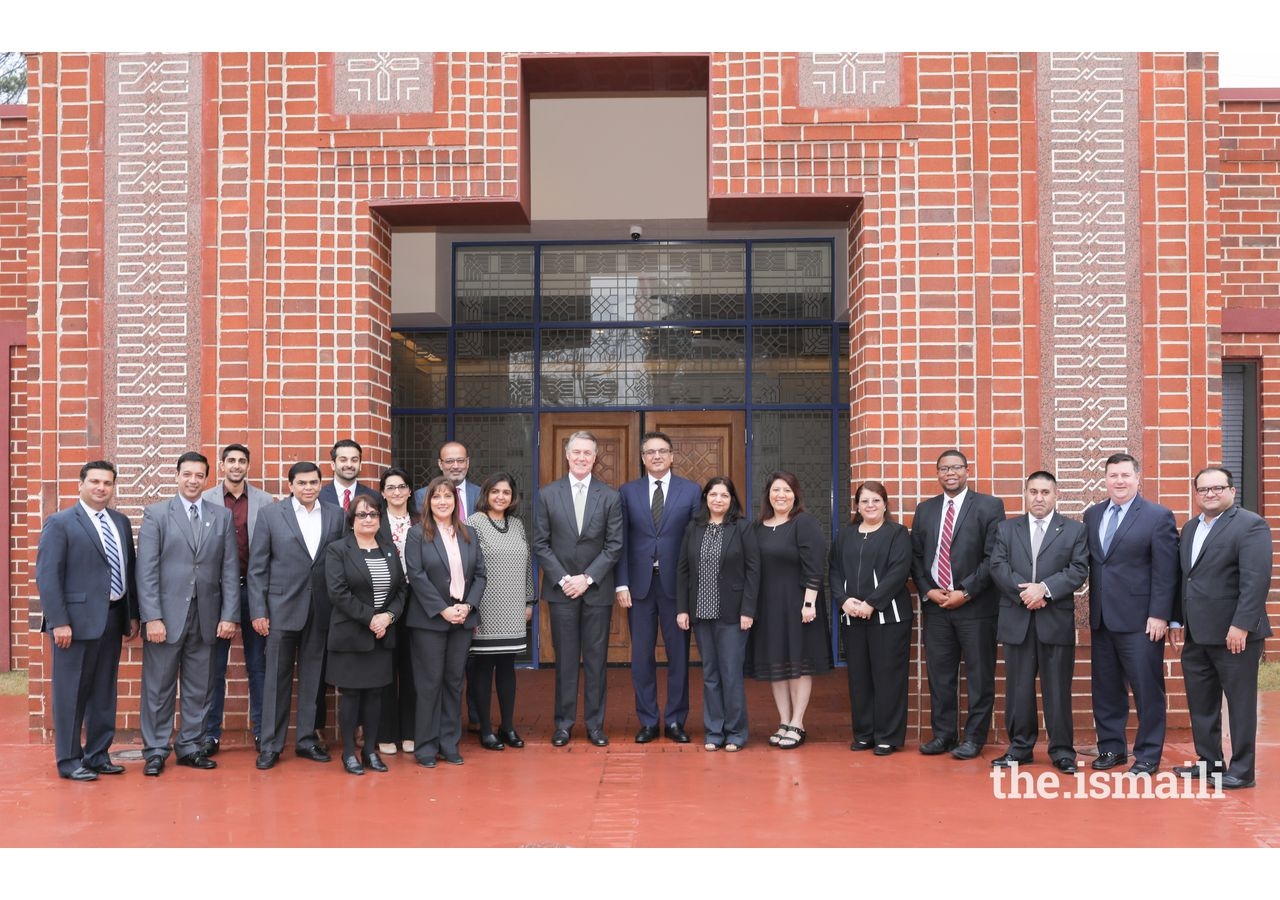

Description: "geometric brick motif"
798 53 901 108
333 53 434 115
104 53 203 516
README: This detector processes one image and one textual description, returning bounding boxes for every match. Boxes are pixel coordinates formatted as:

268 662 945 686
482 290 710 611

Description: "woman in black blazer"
676 476 760 751
325 494 406 776
828 480 913 755
404 475 487 767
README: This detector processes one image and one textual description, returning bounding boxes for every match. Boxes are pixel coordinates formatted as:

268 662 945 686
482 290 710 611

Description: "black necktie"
651 479 664 529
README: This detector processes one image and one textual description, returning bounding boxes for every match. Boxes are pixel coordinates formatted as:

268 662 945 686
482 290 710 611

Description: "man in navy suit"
615 431 701 743
1084 452 1179 775
35 460 140 780
319 439 379 512
1171 467 1273 789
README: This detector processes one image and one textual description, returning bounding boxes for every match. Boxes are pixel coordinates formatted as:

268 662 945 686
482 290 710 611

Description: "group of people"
35 434 1274 790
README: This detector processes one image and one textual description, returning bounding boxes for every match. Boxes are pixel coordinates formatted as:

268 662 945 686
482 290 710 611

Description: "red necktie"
343 488 351 511
937 499 955 590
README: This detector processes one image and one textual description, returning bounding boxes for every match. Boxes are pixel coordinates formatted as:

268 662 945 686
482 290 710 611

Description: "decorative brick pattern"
333 53 434 114
799 53 901 108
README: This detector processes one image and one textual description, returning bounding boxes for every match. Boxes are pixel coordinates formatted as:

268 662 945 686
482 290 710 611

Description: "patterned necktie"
1101 504 1120 555
574 481 587 534
342 488 351 511
97 511 124 598
937 499 955 591
457 485 467 519
651 479 664 530
1031 518 1045 582
189 502 200 541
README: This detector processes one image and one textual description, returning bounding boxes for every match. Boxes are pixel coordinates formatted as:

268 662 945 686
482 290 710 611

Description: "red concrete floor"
1 669 1277 849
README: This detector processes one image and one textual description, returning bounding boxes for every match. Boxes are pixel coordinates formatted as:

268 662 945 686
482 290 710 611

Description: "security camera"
629 225 643 241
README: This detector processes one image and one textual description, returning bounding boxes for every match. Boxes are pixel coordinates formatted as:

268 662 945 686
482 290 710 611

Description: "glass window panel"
455 329 534 408
752 326 834 405
455 246 535 323
391 331 448 410
540 244 746 323
752 242 833 319
751 410 835 539
391 414 447 493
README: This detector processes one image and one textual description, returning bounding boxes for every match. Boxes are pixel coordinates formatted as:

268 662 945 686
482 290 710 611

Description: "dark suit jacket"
616 474 701 599
910 489 1006 618
676 517 761 623
1083 495 1179 632
990 513 1089 646
36 503 139 637
1179 504 1274 644
532 476 624 607
319 481 379 510
247 498 345 630
829 520 914 625
135 496 240 644
403 522 486 630
324 534 407 652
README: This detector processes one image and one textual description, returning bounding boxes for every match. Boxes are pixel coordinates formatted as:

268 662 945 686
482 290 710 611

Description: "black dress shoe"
850 739 873 751
950 740 982 760
199 739 220 758
295 745 332 763
919 736 957 755
1172 761 1224 778
89 762 126 775
62 766 98 782
664 723 691 744
343 755 365 775
255 750 279 770
254 736 261 753
416 755 437 768
143 756 165 776
551 728 571 747
362 751 388 772
1091 751 1127 770
439 752 464 765
176 753 216 770
587 729 609 747
499 729 525 749
1053 757 1079 774
1221 774 1255 789
991 752 1032 768
873 744 896 756
480 733 505 751
1128 760 1158 775
635 724 660 744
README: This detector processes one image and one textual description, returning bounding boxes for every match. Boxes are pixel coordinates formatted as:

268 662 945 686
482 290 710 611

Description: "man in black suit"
911 449 1006 760
319 439 379 512
532 431 624 747
988 471 1089 773
35 460 140 781
1084 452 1179 775
249 461 346 769
1171 467 1273 789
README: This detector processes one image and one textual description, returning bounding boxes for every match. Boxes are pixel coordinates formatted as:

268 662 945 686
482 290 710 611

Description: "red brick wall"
2 103 27 671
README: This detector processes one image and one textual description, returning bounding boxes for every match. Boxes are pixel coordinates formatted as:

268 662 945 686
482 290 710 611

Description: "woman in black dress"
829 480 913 755
325 494 406 775
676 476 759 751
746 471 830 749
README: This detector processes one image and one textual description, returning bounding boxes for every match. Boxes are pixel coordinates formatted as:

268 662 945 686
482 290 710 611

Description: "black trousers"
841 616 911 748
1002 617 1075 761
1181 635 1262 780
923 610 996 745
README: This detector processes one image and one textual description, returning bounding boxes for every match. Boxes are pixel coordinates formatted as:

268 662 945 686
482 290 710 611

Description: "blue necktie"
1101 504 1121 555
97 511 124 598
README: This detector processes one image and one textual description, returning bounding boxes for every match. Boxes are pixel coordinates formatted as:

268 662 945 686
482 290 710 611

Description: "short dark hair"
1194 466 1233 489
1105 452 1139 472
1026 470 1057 486
346 492 384 529
288 461 322 482
695 475 743 524
758 471 806 522
79 460 117 482
639 431 673 451
937 449 968 467
221 443 250 462
475 471 522 517
850 480 893 526
331 439 363 461
176 451 210 475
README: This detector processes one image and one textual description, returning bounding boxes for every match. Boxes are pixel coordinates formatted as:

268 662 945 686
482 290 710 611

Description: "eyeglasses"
440 458 468 466
383 484 410 492
353 510 380 519
641 448 672 457
938 465 967 474
1194 484 1232 496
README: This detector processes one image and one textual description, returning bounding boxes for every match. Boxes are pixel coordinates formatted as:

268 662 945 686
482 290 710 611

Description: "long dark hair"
379 465 418 519
695 475 743 524
419 475 471 543
474 471 522 517
758 470 805 522
850 480 893 526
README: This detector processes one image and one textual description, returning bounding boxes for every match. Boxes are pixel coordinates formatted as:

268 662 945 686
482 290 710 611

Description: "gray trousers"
141 602 214 760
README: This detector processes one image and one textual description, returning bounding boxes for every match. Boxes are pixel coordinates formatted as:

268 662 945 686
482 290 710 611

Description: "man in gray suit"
136 451 240 775
250 461 346 769
532 431 624 747
1171 466 1274 789
201 443 274 755
988 471 1089 773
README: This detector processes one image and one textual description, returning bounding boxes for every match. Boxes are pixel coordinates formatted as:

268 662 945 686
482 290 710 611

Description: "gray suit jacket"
990 513 1089 646
1179 504 1274 644
202 482 273 543
532 476 623 607
136 496 240 644
247 498 345 631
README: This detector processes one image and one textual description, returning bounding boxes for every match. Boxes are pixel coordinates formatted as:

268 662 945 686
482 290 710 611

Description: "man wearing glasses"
414 441 481 518
1170 467 1273 789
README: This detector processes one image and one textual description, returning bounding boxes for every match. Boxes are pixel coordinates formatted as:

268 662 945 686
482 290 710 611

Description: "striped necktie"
96 511 124 598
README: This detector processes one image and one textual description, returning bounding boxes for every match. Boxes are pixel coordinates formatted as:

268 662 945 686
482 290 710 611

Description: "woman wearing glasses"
374 467 417 757
324 493 406 775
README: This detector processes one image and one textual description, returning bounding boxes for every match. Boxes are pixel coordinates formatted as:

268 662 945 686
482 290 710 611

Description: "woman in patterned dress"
375 466 417 756
676 476 759 751
466 471 535 750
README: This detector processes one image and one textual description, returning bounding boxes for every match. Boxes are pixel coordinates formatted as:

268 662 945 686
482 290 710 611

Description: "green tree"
1 52 28 104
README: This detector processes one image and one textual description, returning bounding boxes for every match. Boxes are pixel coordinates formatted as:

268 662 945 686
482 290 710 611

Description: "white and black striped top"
362 550 392 610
